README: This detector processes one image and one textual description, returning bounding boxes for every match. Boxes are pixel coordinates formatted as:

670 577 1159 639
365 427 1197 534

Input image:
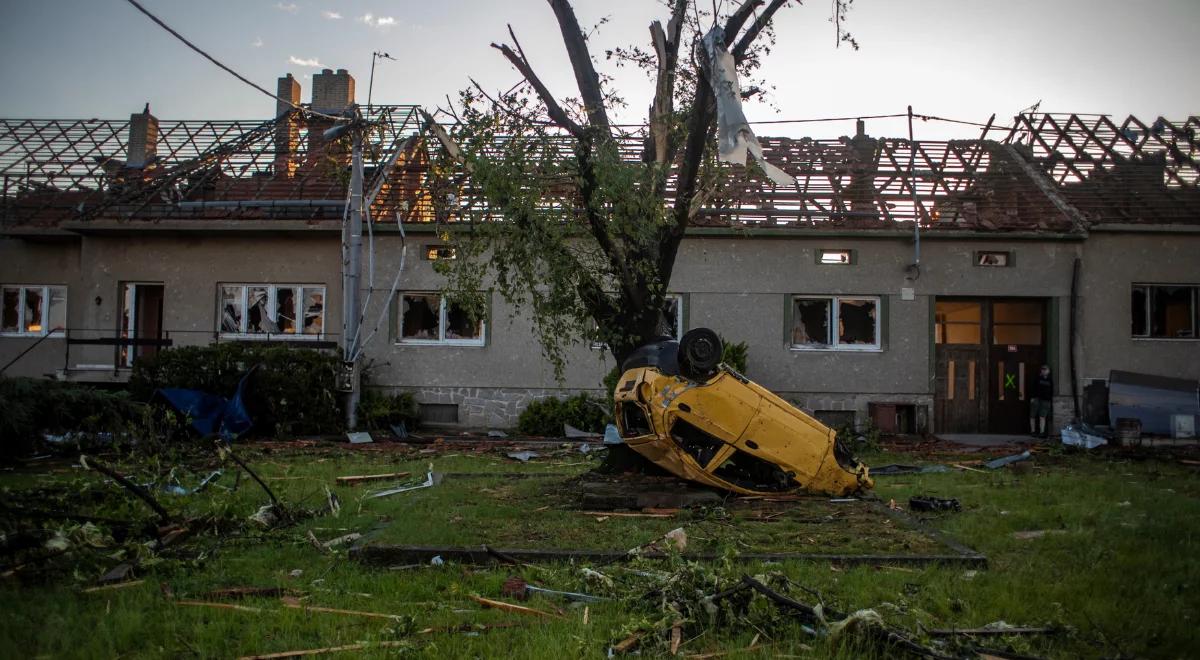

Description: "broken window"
423 245 457 261
792 296 879 350
0 285 67 336
818 249 853 265
993 301 1043 345
1132 284 1198 339
218 284 325 338
399 292 486 345
591 294 683 349
975 251 1011 267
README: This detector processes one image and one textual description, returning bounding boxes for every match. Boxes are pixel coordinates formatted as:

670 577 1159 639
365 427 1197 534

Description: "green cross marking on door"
1005 373 1017 390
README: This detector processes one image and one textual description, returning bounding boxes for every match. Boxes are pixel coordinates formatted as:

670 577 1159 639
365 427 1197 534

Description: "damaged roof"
1 109 1195 232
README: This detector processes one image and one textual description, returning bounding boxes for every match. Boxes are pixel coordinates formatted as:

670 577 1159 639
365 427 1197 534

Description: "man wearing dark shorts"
1030 364 1053 438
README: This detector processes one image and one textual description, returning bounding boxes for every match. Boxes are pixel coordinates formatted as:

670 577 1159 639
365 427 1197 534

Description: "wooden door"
987 300 1047 433
934 300 986 433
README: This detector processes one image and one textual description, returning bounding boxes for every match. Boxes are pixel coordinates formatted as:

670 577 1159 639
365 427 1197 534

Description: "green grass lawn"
1 442 1197 658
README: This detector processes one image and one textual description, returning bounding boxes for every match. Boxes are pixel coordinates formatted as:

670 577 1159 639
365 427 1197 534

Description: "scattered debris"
248 504 281 528
579 510 676 519
871 464 950 476
321 533 362 549
80 455 172 524
335 472 412 486
174 599 263 614
430 555 444 567
506 451 539 462
81 579 144 593
487 430 508 438
346 432 374 444
501 576 607 603
929 624 1057 637
909 496 962 513
984 451 1032 470
1061 424 1108 449
952 463 987 473
1012 530 1067 540
201 586 294 600
603 424 622 445
281 596 403 621
468 594 564 619
564 424 602 438
369 465 435 498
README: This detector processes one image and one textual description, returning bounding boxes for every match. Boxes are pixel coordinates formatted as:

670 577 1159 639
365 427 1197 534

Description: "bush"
719 336 749 374
517 393 609 437
0 377 143 457
129 343 343 438
357 389 419 431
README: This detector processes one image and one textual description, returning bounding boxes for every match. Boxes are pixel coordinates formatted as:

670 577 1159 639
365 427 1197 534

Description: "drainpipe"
1070 256 1081 421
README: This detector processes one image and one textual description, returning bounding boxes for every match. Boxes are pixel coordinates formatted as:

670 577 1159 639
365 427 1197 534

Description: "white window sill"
397 339 486 347
219 333 326 341
789 344 882 353
1 332 65 339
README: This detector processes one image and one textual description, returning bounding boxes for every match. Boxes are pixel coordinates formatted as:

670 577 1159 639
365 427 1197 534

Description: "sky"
0 0 1197 140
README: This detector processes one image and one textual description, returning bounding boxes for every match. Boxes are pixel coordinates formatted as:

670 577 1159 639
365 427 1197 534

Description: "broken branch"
548 0 610 130
80 455 171 524
491 30 585 137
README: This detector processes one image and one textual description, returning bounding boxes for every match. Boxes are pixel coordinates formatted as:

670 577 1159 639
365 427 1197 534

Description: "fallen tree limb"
80 455 171 524
218 444 288 520
468 594 563 619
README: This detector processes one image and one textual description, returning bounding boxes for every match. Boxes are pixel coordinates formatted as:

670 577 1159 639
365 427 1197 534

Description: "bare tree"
428 0 853 373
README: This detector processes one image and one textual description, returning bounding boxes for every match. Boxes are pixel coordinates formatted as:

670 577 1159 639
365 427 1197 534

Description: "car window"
669 418 725 469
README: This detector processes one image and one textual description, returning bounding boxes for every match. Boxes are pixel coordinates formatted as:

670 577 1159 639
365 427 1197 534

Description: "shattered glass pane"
792 298 831 347
276 287 296 334
303 288 324 335
2 287 18 332
23 287 43 333
247 286 276 334
664 296 682 339
445 301 482 340
1151 285 1195 338
401 294 440 340
47 287 66 334
1131 286 1148 336
221 286 244 333
838 298 877 346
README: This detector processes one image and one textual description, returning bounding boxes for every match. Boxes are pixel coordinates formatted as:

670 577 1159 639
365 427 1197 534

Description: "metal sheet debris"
984 451 1031 470
368 465 435 498
346 432 373 444
1108 370 1200 436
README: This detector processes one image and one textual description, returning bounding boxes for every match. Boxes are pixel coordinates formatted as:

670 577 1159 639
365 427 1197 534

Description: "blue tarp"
155 368 255 440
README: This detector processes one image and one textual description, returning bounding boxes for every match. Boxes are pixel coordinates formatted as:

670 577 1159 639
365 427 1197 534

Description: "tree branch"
732 0 787 62
645 0 688 167
491 27 585 137
547 0 610 131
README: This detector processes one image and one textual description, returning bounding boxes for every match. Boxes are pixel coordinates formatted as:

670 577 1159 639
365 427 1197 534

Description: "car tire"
678 328 723 381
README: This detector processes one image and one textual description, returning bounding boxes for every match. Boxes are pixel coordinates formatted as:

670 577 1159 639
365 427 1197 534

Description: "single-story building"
3 70 1197 434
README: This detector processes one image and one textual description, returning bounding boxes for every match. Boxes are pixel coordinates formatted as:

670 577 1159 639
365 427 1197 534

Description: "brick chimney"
311 68 355 115
127 103 159 169
275 74 301 177
844 119 879 218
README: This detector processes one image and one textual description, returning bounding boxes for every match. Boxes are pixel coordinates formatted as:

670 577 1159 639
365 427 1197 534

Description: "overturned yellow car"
613 329 873 497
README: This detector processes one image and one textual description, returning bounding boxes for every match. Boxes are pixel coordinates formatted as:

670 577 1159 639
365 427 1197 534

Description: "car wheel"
679 328 723 381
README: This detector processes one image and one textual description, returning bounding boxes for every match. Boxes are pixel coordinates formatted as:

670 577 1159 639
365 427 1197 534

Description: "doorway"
934 298 1048 434
119 283 164 367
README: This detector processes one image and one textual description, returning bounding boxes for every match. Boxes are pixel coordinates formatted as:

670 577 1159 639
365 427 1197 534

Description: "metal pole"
343 127 365 430
907 105 921 268
367 54 377 110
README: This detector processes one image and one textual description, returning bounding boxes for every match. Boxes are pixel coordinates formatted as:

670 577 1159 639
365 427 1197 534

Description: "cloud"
289 55 326 68
321 10 342 19
275 2 298 11
359 13 397 29
252 36 264 48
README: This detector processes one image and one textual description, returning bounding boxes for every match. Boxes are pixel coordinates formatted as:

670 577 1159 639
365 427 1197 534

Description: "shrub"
719 335 749 374
130 343 343 438
0 377 143 457
517 393 609 437
357 389 419 431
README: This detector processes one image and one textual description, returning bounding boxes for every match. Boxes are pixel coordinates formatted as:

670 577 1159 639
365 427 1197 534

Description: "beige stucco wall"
3 226 1196 431
1077 229 1200 383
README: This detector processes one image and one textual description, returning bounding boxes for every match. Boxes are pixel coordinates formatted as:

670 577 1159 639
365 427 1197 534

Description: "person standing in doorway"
1030 364 1054 438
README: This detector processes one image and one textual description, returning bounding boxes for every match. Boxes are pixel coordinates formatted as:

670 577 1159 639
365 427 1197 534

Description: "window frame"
1 284 67 338
396 291 487 347
789 294 882 352
974 250 1013 267
816 249 855 265
217 283 326 340
1132 283 1199 341
590 293 685 350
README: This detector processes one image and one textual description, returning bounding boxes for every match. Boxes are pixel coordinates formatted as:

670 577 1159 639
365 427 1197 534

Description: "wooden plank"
335 472 411 486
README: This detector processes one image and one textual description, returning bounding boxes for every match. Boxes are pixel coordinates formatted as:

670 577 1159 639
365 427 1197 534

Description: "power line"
122 0 344 122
